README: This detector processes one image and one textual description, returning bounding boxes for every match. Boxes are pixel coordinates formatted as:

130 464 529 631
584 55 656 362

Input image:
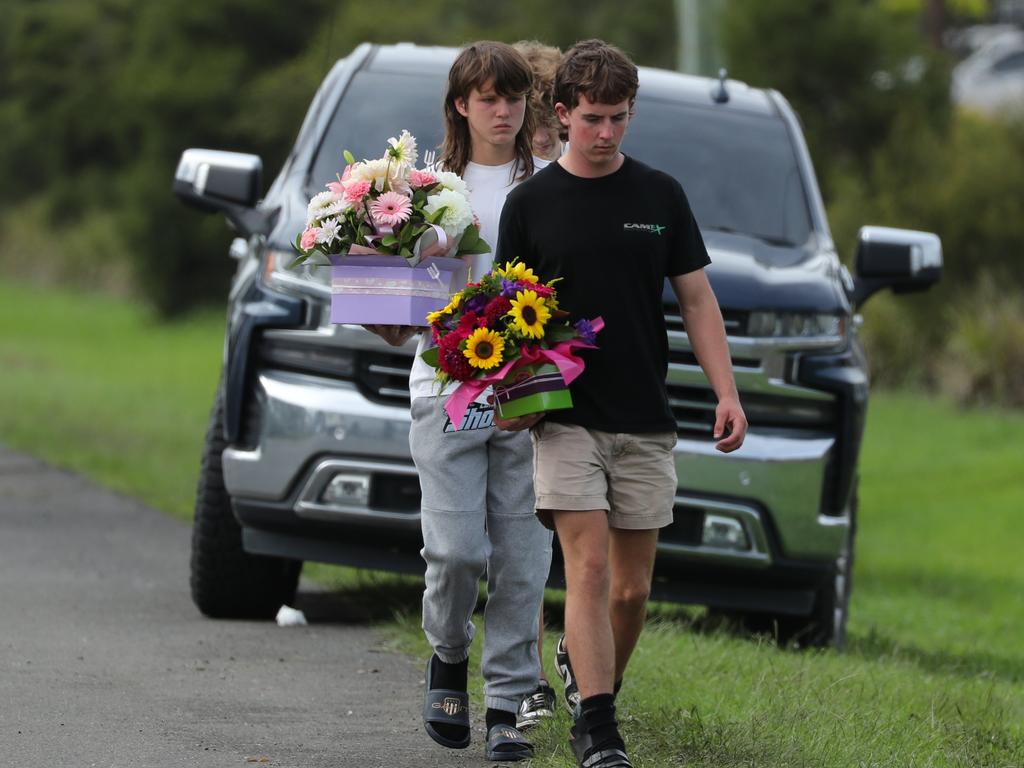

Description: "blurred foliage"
721 0 953 192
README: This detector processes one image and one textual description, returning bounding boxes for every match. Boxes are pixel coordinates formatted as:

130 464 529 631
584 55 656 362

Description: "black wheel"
189 385 301 619
714 486 857 650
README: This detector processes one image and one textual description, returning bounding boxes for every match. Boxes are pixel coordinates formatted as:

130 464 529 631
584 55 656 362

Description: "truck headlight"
747 312 845 339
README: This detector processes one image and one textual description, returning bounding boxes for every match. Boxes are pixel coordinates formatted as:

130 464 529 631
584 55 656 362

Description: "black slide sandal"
485 724 534 762
423 657 471 749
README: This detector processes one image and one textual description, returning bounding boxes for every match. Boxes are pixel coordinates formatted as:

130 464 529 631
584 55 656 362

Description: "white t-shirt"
408 157 548 402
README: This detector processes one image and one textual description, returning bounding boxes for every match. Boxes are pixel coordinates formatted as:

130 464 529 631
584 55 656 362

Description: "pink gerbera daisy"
370 191 413 226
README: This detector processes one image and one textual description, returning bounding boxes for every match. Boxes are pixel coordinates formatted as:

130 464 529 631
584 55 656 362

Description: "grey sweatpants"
410 397 553 713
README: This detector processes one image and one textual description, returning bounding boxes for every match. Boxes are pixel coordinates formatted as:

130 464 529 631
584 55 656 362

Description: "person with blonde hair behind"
514 40 564 162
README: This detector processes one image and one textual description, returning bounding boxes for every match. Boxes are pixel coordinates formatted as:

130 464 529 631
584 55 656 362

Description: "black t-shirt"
497 155 710 433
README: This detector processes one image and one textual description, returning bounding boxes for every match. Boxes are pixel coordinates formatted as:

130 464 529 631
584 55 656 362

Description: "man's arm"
669 269 747 453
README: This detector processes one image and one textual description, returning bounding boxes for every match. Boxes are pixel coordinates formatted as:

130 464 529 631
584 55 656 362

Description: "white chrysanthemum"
424 189 475 239
316 217 341 244
386 130 418 168
306 190 337 225
320 198 351 218
433 170 469 197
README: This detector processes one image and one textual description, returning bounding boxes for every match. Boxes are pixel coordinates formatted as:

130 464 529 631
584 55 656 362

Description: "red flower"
531 283 554 298
481 296 512 327
457 311 479 333
438 331 475 381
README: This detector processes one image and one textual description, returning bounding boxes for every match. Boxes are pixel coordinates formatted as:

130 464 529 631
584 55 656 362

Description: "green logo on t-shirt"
624 222 666 235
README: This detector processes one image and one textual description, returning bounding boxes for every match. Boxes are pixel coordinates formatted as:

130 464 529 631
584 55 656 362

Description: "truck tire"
189 386 301 619
719 487 857 649
803 486 857 650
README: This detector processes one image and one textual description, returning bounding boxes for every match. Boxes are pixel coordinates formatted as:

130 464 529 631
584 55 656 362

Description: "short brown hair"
554 39 638 112
439 41 535 180
513 40 562 136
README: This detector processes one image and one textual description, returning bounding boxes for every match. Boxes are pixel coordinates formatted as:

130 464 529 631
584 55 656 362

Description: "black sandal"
422 657 471 749
485 723 534 762
569 722 633 768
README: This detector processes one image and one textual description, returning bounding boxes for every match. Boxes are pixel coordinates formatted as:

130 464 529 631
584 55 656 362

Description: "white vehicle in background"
952 28 1024 115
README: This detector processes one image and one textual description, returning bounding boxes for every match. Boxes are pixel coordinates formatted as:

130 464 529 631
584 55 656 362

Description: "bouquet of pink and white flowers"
294 130 488 265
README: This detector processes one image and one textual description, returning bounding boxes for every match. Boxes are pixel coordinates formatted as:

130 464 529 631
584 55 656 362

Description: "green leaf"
544 324 577 343
381 235 398 246
420 346 440 367
343 149 356 165
428 206 448 225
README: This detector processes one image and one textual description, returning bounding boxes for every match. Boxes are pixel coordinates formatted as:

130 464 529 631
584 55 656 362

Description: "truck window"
310 70 446 192
624 100 813 247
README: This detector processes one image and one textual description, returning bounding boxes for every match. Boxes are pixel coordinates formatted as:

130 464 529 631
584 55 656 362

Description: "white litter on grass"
275 605 308 627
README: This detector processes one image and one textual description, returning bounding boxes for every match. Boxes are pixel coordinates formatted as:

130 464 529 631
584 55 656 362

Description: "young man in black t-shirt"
496 40 747 768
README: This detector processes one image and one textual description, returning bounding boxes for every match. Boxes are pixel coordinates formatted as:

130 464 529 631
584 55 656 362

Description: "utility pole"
924 0 947 49
677 0 701 74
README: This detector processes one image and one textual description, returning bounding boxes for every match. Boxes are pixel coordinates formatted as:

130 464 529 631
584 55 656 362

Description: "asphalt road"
0 446 496 768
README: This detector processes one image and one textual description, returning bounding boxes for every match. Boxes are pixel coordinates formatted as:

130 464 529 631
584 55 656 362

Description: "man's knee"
610 579 651 614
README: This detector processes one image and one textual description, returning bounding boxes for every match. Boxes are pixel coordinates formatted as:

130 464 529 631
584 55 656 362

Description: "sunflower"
508 289 551 339
463 327 506 369
500 261 540 284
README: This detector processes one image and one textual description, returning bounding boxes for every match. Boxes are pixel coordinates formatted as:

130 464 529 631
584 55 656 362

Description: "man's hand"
713 397 747 453
490 396 544 432
493 412 543 432
363 324 419 347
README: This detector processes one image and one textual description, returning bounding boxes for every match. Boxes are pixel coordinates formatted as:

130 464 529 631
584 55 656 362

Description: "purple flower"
574 318 597 345
500 279 521 298
465 294 490 314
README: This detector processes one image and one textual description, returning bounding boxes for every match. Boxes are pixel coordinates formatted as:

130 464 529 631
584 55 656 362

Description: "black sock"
430 654 468 692
579 693 623 751
486 707 517 731
613 678 623 697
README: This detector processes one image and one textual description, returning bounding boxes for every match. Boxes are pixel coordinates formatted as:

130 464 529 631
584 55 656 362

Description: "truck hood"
663 230 849 314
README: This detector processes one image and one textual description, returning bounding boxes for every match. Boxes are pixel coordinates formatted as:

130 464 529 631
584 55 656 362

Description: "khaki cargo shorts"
529 420 677 531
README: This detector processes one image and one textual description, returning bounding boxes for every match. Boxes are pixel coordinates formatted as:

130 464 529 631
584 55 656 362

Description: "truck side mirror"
173 149 275 236
852 226 942 308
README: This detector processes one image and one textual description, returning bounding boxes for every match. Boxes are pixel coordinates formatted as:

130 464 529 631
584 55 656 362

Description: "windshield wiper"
703 225 797 248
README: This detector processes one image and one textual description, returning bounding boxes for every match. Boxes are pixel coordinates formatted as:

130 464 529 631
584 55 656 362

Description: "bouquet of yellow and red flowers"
421 259 602 428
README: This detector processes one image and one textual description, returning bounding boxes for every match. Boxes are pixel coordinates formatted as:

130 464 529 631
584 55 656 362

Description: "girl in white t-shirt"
376 42 552 762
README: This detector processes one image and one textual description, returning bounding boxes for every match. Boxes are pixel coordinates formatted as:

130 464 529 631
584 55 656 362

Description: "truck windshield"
311 72 813 247
310 70 446 192
624 99 812 246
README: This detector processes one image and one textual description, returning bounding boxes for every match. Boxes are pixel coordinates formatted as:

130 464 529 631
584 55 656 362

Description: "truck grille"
668 384 836 438
666 310 748 336
356 350 412 407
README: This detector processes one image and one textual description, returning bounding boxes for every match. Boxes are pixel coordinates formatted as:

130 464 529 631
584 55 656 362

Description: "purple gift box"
329 254 469 327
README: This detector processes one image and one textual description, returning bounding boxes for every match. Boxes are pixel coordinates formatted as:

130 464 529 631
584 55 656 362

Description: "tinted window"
992 50 1024 73
623 99 812 245
309 70 446 191
311 72 813 246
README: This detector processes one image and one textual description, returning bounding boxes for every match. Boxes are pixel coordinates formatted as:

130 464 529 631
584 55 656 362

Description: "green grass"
2 281 1022 766
0 280 223 519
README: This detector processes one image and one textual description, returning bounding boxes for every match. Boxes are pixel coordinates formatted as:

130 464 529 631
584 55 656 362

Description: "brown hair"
554 39 638 113
439 41 535 180
513 40 563 138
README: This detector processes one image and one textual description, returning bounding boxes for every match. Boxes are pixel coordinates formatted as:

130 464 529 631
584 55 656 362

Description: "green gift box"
493 363 573 420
